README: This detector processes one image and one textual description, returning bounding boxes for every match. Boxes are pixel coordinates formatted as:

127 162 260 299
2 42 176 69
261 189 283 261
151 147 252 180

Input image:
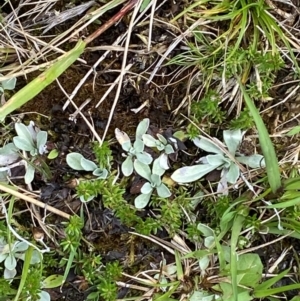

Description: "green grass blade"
239 82 281 192
0 40 86 121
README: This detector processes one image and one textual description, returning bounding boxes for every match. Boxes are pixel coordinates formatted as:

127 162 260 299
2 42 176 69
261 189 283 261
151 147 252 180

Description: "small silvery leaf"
157 134 167 145
135 192 151 209
122 156 133 176
36 131 48 155
1 76 16 90
205 154 227 166
122 141 132 152
136 152 152 164
156 183 171 198
150 174 161 186
14 241 28 253
142 134 157 147
15 123 34 144
171 164 221 183
136 118 150 140
141 182 153 194
4 267 16 280
223 129 244 156
25 164 35 184
193 137 223 154
134 160 152 181
133 139 144 153
30 250 41 264
153 156 167 175
115 129 131 146
5 254 16 270
39 291 51 301
27 121 39 141
80 195 95 202
0 143 19 166
199 255 210 271
66 153 85 170
197 224 214 237
225 163 240 184
93 168 108 179
13 136 35 152
165 144 174 155
236 154 265 168
80 157 97 171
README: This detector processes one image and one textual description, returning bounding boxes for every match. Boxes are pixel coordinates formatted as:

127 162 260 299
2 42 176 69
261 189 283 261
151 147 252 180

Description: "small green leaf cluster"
87 261 122 301
191 90 226 124
230 108 254 130
171 130 265 193
60 215 83 254
92 141 112 170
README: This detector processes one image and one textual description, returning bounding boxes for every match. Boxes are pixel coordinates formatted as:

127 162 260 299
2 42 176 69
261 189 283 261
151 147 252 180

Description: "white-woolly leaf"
115 129 130 146
156 183 171 198
150 174 161 186
153 156 166 175
135 193 151 209
136 152 152 165
171 164 221 183
38 291 51 301
25 164 35 184
80 157 97 171
14 241 28 253
205 154 227 166
15 123 34 144
136 118 149 139
133 139 144 153
141 182 153 194
1 77 16 90
4 254 16 270
193 137 223 154
36 131 48 154
4 267 16 280
157 134 167 145
225 163 240 184
134 160 151 181
197 223 214 237
223 129 243 155
93 168 108 179
13 136 35 152
236 154 265 168
122 156 133 176
66 153 84 170
142 134 157 147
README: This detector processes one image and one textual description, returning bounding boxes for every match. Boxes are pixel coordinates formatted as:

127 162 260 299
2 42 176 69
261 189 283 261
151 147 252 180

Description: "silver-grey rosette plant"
171 129 265 193
142 133 175 170
115 118 152 176
66 152 109 202
134 158 171 209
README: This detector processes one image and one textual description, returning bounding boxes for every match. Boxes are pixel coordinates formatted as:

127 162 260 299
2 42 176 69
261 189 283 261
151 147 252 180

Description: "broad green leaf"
43 274 64 288
142 134 157 147
204 236 214 248
236 154 265 168
223 129 243 155
135 192 151 208
136 118 150 139
190 290 215 301
193 137 223 154
140 0 151 12
141 182 153 194
236 253 263 287
239 82 281 192
25 164 35 184
80 157 97 171
134 160 151 181
0 40 85 121
156 183 171 198
47 149 59 159
266 196 300 209
66 153 84 170
217 283 252 301
171 163 221 183
122 156 133 176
